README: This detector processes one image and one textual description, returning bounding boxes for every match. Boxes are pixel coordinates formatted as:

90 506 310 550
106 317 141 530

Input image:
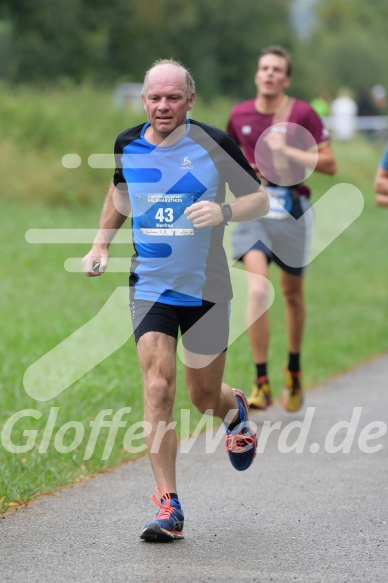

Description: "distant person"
310 91 331 118
82 59 269 542
357 87 379 117
370 85 388 139
330 89 358 141
373 142 388 207
357 87 380 139
226 46 336 413
371 84 387 113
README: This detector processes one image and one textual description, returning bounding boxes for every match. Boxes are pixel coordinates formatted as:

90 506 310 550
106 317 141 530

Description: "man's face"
255 54 291 98
142 65 194 142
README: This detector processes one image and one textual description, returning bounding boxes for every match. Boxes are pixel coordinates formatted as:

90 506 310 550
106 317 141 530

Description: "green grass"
1 85 388 512
0 82 235 205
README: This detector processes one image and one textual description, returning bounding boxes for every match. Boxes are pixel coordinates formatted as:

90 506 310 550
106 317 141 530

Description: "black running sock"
161 492 178 503
288 352 300 373
255 362 268 380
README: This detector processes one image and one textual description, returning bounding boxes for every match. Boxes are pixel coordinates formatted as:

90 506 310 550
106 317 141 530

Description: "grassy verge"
1 84 387 512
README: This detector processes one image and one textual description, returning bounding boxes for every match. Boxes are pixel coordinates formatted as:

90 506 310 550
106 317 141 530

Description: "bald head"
142 59 195 100
141 59 195 144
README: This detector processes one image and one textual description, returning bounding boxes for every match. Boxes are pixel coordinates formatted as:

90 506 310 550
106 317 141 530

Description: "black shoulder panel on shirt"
188 119 260 195
113 123 145 187
114 123 145 154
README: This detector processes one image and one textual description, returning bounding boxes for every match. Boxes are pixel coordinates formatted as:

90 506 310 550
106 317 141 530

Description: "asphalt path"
1 355 388 583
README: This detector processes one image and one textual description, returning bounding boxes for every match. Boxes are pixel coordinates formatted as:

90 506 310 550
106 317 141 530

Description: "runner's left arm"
185 186 269 228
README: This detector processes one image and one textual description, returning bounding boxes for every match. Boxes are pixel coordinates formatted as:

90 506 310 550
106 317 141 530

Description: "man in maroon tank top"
227 46 337 412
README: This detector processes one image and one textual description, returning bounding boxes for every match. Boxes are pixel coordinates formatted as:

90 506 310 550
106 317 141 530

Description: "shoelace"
225 429 256 453
150 486 175 519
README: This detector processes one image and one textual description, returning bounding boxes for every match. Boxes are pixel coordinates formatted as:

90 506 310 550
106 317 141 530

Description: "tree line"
0 0 387 103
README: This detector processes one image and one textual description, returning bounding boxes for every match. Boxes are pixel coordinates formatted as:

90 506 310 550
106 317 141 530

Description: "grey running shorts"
231 196 313 275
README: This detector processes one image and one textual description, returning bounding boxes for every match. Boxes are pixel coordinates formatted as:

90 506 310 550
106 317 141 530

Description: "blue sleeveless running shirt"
113 119 260 306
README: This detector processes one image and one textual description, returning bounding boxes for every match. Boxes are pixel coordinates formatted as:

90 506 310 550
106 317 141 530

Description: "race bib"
135 193 195 236
266 186 293 220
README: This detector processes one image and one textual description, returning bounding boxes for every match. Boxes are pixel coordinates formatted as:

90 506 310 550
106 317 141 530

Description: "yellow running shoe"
280 370 304 412
247 376 272 409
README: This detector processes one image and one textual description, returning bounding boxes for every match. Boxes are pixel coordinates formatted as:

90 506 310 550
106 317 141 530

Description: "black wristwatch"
219 202 233 224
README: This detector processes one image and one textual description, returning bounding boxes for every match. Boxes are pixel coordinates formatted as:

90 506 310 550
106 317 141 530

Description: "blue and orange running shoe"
225 389 257 471
140 489 184 542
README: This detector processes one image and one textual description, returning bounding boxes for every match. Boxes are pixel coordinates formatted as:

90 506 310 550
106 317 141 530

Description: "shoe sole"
140 523 184 542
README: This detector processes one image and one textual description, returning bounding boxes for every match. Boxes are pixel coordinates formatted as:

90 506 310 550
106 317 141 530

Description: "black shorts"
129 297 230 355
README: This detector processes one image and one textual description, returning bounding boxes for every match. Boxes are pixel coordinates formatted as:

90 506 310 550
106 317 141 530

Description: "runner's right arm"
82 182 131 276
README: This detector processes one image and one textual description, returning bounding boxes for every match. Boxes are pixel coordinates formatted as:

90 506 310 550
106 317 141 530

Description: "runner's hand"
264 132 287 153
184 200 223 228
82 247 109 276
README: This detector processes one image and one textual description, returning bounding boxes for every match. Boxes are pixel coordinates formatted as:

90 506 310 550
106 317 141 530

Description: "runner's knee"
282 287 304 309
144 378 175 415
248 279 270 307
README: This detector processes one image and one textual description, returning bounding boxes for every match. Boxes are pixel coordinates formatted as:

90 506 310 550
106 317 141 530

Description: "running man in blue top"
82 59 269 542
